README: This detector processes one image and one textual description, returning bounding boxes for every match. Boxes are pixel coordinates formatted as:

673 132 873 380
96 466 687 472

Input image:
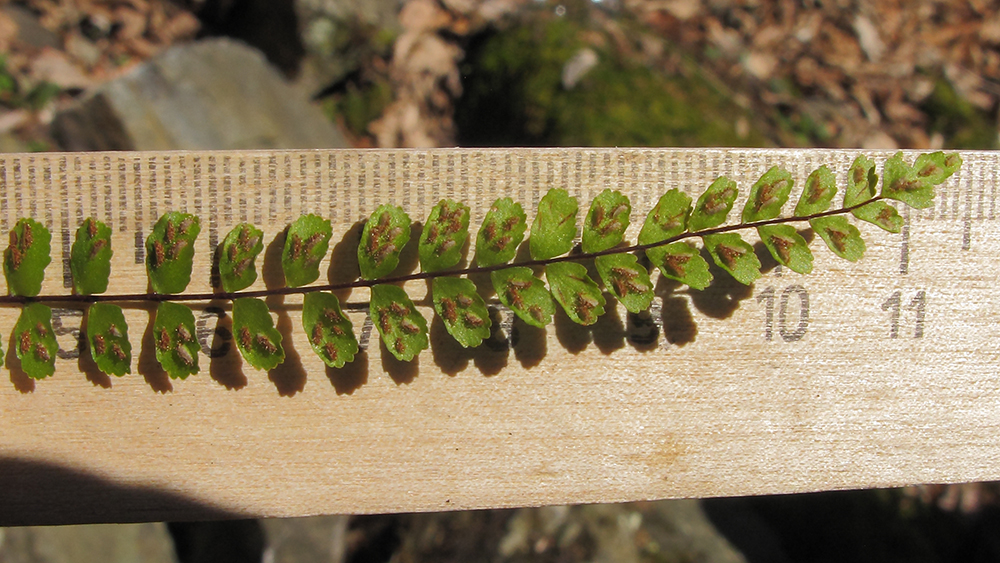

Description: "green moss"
922 78 998 150
456 17 766 147
324 79 393 137
0 56 60 112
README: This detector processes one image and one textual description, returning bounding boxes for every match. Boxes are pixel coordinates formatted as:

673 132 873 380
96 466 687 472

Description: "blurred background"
1 0 999 561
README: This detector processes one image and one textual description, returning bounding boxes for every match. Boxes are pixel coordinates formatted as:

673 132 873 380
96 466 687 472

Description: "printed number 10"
881 290 926 339
756 285 809 342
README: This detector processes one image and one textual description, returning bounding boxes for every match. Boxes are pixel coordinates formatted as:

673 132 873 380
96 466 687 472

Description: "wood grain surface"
0 148 995 525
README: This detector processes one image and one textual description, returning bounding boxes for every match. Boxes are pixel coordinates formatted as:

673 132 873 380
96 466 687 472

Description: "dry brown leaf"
156 11 200 43
114 6 147 41
399 0 452 33
0 9 18 53
29 46 91 89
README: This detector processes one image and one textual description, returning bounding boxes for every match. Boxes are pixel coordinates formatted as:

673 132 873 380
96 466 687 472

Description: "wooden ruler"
0 147 996 525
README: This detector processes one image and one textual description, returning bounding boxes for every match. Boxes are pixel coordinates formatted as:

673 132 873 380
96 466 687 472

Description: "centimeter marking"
0 148 990 361
1 149 986 274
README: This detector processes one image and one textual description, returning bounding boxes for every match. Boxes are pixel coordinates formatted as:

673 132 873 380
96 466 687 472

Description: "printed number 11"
881 290 926 339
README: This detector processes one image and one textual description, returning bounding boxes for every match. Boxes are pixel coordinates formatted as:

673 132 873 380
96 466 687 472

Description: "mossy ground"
455 11 768 148
922 77 998 150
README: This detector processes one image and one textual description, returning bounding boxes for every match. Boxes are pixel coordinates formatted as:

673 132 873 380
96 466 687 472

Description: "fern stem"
0 197 884 306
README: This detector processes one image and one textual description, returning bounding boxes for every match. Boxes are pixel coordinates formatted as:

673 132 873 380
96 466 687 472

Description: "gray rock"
52 38 349 151
0 523 177 563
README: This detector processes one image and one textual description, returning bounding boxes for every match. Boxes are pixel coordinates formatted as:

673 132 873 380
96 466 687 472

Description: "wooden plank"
0 147 995 525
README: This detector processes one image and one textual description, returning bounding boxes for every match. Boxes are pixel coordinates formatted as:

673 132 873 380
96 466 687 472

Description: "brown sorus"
827 228 849 252
435 239 457 255
304 232 325 253
169 240 187 260
256 335 277 354
463 312 485 328
483 222 497 242
289 235 303 260
176 324 193 343
239 326 253 349
592 205 605 227
528 305 545 323
439 297 457 323
175 345 195 367
90 238 107 259
716 244 743 269
156 327 171 351
152 240 165 267
378 311 392 334
233 258 252 277
663 253 691 277
770 235 794 262
8 246 21 269
34 342 49 362
507 288 525 309
324 342 338 362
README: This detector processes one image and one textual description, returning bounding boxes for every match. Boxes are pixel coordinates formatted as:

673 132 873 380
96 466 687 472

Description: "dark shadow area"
430 305 510 376
78 340 112 389
326 351 369 395
76 307 112 388
261 227 308 395
209 239 222 291
345 515 405 563
192 0 304 77
344 510 520 563
266 302 307 396
591 298 626 353
0 455 244 526
137 304 172 393
5 333 34 393
688 248 754 320
168 520 266 563
625 308 661 351
327 219 365 297
659 292 697 347
703 489 1000 563
382 343 419 385
512 318 546 369
262 228 287 291
475 307 511 376
756 240 781 277
208 310 247 390
392 221 424 277
429 314 472 375
553 308 592 354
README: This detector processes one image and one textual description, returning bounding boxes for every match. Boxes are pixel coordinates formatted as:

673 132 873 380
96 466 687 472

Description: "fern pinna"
0 152 962 380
